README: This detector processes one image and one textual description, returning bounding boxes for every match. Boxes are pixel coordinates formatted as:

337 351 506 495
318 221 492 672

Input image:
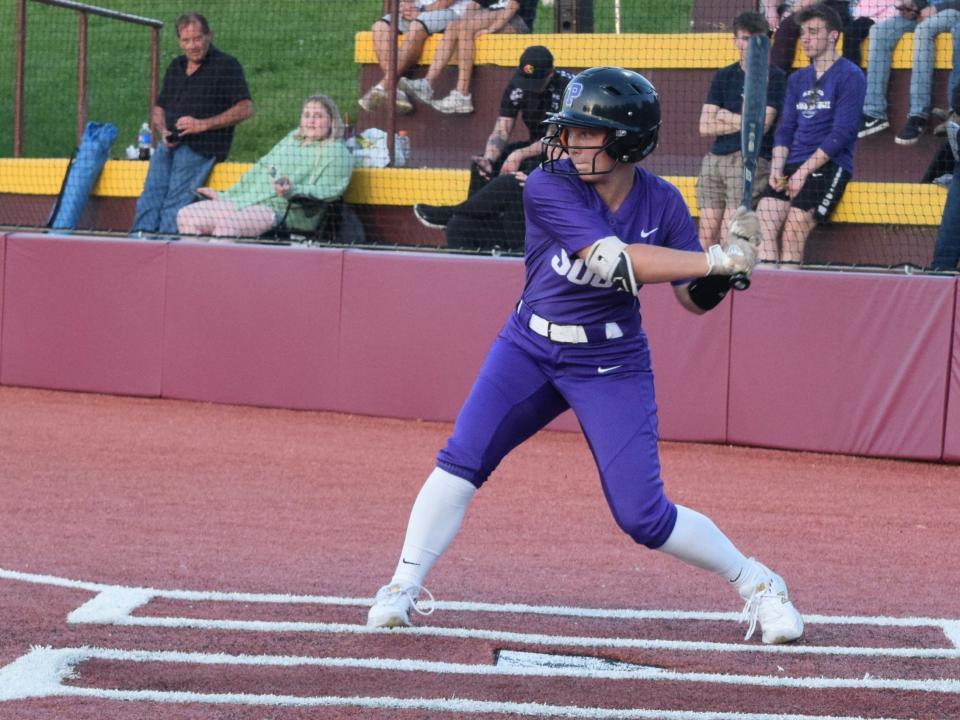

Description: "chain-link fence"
0 0 952 269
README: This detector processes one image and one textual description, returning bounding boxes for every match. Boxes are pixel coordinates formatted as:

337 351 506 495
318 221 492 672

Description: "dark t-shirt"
705 61 786 159
157 45 251 161
499 69 575 143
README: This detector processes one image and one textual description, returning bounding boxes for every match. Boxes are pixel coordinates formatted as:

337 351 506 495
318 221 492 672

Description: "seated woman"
177 94 353 238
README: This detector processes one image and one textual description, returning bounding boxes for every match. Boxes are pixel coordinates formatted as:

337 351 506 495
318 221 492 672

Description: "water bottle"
137 122 152 160
396 130 410 167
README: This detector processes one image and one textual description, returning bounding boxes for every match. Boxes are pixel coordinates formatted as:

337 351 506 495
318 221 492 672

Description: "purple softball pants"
436 311 678 548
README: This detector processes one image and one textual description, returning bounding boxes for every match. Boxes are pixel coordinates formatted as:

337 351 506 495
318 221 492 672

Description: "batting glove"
727 206 763 248
705 238 758 276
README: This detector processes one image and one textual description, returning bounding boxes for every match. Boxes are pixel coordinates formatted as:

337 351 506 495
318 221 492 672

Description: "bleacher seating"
351 30 949 266
0 30 949 267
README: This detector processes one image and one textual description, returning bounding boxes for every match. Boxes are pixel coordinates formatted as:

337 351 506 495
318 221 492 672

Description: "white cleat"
738 560 804 644
366 583 434 629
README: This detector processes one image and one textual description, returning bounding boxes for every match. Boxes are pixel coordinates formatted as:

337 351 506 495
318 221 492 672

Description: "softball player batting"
368 67 804 645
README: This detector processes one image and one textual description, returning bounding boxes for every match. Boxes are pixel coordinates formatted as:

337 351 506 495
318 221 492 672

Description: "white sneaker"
737 559 804 644
399 77 433 104
366 583 434 628
431 90 473 115
395 89 413 115
358 84 386 113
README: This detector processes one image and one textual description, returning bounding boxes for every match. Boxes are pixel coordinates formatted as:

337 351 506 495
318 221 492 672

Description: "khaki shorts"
695 151 770 210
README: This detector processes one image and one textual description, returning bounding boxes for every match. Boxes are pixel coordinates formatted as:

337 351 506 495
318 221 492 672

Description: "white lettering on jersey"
551 252 614 288
798 87 830 119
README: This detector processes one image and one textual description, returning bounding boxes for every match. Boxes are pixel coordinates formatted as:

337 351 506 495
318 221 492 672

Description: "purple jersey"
521 159 701 325
774 57 865 174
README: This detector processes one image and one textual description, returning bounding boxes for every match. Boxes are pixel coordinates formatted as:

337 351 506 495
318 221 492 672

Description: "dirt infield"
1 385 958 719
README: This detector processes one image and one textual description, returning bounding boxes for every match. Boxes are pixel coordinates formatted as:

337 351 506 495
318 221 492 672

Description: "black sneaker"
857 114 889 138
413 203 455 229
895 115 926 145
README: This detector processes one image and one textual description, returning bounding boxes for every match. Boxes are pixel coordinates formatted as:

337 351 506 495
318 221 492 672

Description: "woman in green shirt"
177 94 354 238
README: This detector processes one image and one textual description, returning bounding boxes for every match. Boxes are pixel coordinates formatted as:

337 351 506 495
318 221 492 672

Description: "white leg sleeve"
390 467 477 588
657 505 749 583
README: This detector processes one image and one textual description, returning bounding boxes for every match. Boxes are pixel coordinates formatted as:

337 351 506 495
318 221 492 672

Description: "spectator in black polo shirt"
131 12 253 236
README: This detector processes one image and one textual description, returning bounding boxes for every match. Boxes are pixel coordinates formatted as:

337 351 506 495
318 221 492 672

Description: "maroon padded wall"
640 282 731 443
161 242 344 410
728 268 955 460
0 233 6 377
0 234 166 396
337 251 526 422
0 234 957 462
945 286 960 462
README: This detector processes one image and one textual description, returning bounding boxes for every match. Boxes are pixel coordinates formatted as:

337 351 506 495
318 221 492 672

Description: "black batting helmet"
541 66 661 174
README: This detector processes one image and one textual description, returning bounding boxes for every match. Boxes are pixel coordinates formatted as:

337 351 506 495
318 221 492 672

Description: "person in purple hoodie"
365 67 805 647
756 3 866 264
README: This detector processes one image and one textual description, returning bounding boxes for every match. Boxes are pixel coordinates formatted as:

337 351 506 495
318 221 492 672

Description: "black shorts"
760 160 851 222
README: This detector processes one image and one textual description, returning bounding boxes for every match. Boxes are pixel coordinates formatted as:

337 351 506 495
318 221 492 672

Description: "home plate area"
1 568 959 719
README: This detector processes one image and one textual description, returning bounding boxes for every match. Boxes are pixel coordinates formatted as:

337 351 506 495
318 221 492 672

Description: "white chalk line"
83 611 960 659
0 646 925 718
30 646 960 693
1 565 956 718
2 565 957 631
3 566 959 659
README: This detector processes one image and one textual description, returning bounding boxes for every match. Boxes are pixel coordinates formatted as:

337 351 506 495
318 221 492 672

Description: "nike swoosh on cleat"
597 365 623 374
640 227 659 238
401 558 421 565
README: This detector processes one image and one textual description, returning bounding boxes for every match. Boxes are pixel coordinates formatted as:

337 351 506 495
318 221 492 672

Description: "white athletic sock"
390 467 476 589
657 505 750 585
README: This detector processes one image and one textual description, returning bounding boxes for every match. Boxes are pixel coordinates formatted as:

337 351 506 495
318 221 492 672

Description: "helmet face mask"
541 126 625 176
541 66 661 176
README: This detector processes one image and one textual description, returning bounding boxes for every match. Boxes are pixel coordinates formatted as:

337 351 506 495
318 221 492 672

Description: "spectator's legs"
371 19 394 77
863 16 914 121
423 18 463 86
460 172 521 216
779 208 815 264
932 172 960 270
211 204 277 238
908 10 960 119
364 17 422 113
756 196 790 263
177 200 275 238
445 174 525 252
131 143 175 234
454 10 519 96
396 22 429 77
156 145 216 235
176 198 231 236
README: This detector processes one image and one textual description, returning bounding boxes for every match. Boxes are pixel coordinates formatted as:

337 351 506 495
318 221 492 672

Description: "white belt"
523 306 625 344
527 312 590 343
